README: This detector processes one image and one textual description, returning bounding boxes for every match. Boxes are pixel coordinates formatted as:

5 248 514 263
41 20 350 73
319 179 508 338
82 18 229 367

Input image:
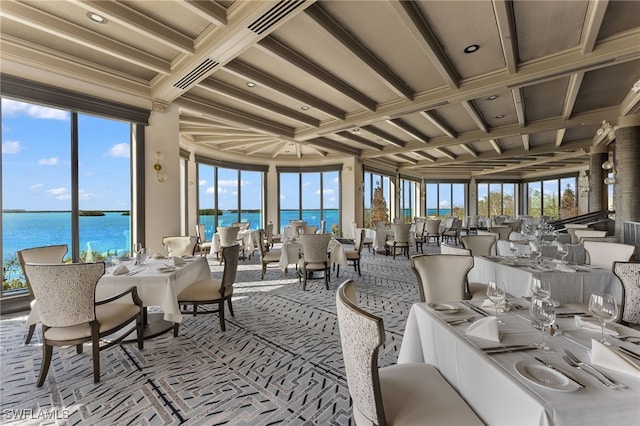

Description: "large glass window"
197 163 264 239
526 176 577 218
2 99 132 293
560 177 578 217
279 170 340 234
477 182 515 218
425 183 466 218
364 170 391 226
528 181 542 216
399 178 417 223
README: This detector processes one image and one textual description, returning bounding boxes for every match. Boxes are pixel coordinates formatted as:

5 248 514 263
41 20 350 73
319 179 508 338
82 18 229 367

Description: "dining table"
27 256 212 339
212 229 257 258
468 255 622 304
398 301 640 426
278 237 347 276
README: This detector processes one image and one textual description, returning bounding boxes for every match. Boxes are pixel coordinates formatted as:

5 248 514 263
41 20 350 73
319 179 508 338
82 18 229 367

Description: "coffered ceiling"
2 0 639 179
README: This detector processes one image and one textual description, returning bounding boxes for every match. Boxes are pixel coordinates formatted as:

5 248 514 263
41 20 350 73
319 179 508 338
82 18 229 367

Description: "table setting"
398 281 640 425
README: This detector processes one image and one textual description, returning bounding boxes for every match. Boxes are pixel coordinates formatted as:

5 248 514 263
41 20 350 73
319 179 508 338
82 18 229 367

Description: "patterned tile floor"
0 242 442 425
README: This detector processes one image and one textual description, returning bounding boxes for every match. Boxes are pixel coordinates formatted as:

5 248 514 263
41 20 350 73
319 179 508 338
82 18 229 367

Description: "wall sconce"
154 151 168 183
602 160 616 185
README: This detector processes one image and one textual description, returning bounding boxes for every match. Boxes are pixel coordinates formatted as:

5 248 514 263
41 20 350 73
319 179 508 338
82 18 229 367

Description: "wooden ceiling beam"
181 0 228 26
385 119 430 144
462 101 488 133
492 0 518 74
420 111 457 138
562 72 584 120
361 125 406 148
581 0 609 54
555 128 566 147
513 88 525 127
471 151 587 176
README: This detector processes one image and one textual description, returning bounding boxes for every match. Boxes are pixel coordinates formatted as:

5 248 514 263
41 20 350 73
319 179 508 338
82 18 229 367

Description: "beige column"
588 146 608 212
613 115 640 239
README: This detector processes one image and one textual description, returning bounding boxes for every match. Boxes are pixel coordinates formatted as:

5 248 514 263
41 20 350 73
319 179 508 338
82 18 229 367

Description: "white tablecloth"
212 230 257 256
278 239 347 274
27 258 211 325
398 302 640 426
505 241 586 264
363 228 415 252
468 256 622 304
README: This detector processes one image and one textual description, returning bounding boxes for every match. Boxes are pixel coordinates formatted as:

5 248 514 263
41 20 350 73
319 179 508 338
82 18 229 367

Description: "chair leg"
218 300 226 331
76 344 83 354
302 269 307 290
227 298 234 316
25 324 36 344
91 331 100 383
324 269 329 290
173 322 180 337
261 263 266 280
336 264 340 278
37 343 53 387
136 316 144 350
356 260 361 276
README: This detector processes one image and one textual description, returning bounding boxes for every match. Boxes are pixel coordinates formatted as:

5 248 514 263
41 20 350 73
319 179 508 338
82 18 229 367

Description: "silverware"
445 317 476 325
534 357 585 388
563 350 626 389
616 346 640 361
483 345 538 354
462 301 489 317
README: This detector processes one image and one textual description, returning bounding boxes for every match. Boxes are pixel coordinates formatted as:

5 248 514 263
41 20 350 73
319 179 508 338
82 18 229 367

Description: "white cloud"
38 157 59 166
205 186 215 194
47 187 67 195
302 181 311 187
199 180 207 186
106 143 129 158
2 140 21 154
218 180 238 187
315 188 335 195
30 184 44 191
439 200 450 207
1 99 68 120
79 189 100 200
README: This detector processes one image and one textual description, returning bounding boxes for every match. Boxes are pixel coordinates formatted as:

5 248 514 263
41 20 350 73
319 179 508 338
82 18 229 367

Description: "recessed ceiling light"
301 105 309 110
87 12 107 24
246 82 256 88
495 114 505 119
487 95 498 100
464 44 480 54
352 128 360 134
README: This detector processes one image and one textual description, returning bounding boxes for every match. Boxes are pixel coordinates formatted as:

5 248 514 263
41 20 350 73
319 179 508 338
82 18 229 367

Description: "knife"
462 301 490 317
483 345 538 354
534 357 585 388
616 346 640 362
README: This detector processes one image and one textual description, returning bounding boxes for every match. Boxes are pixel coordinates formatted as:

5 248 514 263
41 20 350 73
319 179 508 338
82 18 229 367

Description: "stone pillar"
588 146 608 212
613 115 640 239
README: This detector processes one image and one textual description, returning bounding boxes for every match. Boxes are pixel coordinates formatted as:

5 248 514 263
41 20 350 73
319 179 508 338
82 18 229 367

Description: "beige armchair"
440 243 487 300
162 236 198 257
488 225 511 241
424 219 441 245
413 220 426 253
335 280 482 426
574 229 607 244
613 262 640 328
17 244 68 344
24 262 143 386
338 229 365 277
174 243 239 335
297 233 332 290
411 254 474 303
583 241 637 270
257 229 282 279
461 234 497 256
195 224 212 256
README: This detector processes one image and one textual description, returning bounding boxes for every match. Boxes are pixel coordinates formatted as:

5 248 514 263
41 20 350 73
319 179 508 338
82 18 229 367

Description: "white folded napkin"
481 299 511 312
171 256 186 266
556 263 576 273
575 316 619 336
591 339 640 378
112 265 130 275
465 316 501 343
151 252 165 259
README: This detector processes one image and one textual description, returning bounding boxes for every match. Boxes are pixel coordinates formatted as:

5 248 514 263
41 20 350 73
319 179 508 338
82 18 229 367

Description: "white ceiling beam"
180 0 228 26
492 0 518 74
471 151 587 176
420 111 457 138
555 128 566 147
461 101 488 133
271 141 290 158
461 144 479 157
521 134 530 151
489 139 502 154
620 89 640 116
245 140 281 155
562 72 584 120
386 119 430 144
361 125 405 148
433 147 456 161
389 1 459 88
581 0 609 54
512 88 525 127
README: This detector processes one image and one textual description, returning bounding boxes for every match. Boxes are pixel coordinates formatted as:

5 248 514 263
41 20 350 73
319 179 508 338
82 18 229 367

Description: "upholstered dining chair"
24 262 144 386
613 262 640 329
564 223 590 244
461 234 497 257
338 229 365 278
257 229 282 279
424 219 441 245
263 222 274 250
441 218 462 245
231 222 250 231
174 243 239 335
217 226 244 262
440 243 487 300
466 215 479 234
17 244 68 345
162 236 198 257
297 225 318 235
335 280 483 426
574 229 607 244
384 224 411 259
583 241 637 270
488 226 511 241
298 233 332 290
411 254 475 303
413 220 426 253
195 224 212 256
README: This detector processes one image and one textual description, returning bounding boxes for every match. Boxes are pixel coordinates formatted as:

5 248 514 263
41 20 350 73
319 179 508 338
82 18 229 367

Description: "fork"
563 350 626 389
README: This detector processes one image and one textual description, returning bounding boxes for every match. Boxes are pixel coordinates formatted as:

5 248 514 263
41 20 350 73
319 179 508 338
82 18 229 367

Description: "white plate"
514 360 581 392
428 303 459 314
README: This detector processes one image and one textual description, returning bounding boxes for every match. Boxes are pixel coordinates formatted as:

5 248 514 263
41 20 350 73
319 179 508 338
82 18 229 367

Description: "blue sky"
2 99 131 211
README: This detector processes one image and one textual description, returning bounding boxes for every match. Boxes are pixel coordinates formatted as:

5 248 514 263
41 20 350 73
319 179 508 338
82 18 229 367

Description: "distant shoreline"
3 210 129 213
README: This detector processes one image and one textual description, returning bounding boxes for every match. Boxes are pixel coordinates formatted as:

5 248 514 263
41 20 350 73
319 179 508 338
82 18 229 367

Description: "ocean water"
2 209 340 263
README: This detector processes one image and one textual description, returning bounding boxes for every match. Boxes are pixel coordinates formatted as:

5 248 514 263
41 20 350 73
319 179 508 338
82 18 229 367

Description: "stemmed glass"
588 293 618 345
556 244 569 264
530 297 556 352
529 241 542 265
531 278 551 300
486 281 506 325
509 242 519 264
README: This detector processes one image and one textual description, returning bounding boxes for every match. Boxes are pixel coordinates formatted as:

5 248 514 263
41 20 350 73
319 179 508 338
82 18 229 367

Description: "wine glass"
588 293 618 345
529 241 542 265
486 281 506 325
509 242 519 263
556 244 569 264
530 297 556 352
531 278 551 300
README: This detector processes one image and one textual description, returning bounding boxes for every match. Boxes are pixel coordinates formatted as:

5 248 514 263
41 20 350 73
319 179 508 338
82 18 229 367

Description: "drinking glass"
531 278 551 300
556 244 569 264
509 242 518 263
530 297 556 352
529 241 542 265
588 293 618 345
486 281 506 325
